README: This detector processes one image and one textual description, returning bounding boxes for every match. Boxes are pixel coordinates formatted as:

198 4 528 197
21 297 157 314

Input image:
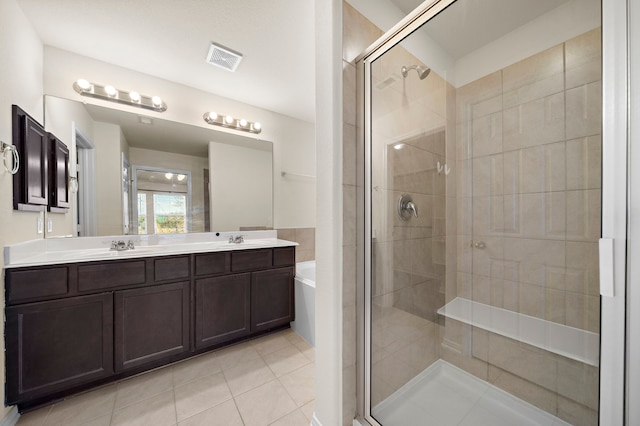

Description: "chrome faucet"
228 235 245 244
110 240 135 251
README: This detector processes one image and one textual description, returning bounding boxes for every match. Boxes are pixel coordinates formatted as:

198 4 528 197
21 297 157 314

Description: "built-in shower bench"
437 297 599 367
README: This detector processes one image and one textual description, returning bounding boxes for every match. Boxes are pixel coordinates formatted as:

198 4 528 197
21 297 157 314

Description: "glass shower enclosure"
361 0 605 424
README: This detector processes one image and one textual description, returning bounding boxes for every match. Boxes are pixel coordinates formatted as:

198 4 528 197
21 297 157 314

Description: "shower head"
401 64 431 80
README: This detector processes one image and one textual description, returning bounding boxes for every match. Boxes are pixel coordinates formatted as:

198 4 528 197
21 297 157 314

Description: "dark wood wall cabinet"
4 246 295 409
11 105 69 213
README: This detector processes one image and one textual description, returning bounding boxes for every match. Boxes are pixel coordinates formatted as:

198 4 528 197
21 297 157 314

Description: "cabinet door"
114 282 190 372
48 134 70 212
195 273 250 349
12 105 48 211
251 267 295 333
5 293 113 405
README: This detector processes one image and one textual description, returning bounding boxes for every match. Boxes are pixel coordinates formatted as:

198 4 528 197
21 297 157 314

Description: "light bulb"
239 118 248 127
393 143 405 150
165 172 173 179
77 79 91 91
129 91 141 102
253 122 262 131
224 115 234 124
208 112 218 120
177 174 186 181
152 96 162 107
104 85 117 97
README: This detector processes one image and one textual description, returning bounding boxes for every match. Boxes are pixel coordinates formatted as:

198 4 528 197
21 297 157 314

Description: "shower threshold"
372 360 570 426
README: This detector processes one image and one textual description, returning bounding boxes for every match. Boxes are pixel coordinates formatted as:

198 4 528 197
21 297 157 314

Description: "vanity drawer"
154 256 190 282
231 249 272 272
273 247 295 267
78 260 146 292
6 267 69 304
195 252 229 276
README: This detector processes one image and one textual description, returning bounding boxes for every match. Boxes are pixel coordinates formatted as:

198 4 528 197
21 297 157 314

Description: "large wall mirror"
44 95 273 237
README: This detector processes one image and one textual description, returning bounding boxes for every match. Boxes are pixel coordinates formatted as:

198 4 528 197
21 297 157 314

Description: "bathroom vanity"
3 233 296 410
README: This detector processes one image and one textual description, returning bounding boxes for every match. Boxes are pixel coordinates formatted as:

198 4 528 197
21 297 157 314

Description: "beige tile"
565 241 600 295
557 395 598 426
295 228 315 252
565 28 602 89
276 229 296 242
557 358 599 410
566 81 602 140
172 351 220 388
299 400 314 422
17 406 51 426
278 363 315 407
343 185 356 246
75 415 111 426
177 399 243 426
343 61 357 127
268 409 309 426
456 71 502 125
251 333 294 356
263 344 312 377
110 390 176 426
45 384 116 426
472 154 503 196
343 2 383 63
503 93 565 151
566 135 601 190
472 112 502 158
502 44 564 96
114 367 173 411
566 189 601 242
235 380 298 426
492 367 557 415
174 372 232 422
295 249 314 262
224 354 277 397
344 122 357 186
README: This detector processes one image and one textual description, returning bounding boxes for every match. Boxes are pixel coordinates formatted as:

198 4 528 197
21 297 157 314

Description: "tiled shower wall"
276 228 315 262
449 28 601 425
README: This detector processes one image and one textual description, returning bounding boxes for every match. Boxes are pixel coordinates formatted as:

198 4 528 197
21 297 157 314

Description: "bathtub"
291 261 315 346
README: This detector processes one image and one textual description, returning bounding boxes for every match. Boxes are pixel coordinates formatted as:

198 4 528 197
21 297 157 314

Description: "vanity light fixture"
73 79 167 112
203 112 262 134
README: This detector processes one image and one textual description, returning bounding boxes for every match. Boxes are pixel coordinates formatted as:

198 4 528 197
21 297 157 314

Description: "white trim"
600 0 628 424
311 413 323 426
0 407 19 426
626 0 640 421
74 124 97 237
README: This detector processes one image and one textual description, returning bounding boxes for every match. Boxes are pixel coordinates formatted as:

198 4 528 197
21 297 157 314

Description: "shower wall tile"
343 185 356 247
472 154 504 196
545 288 566 324
502 44 564 104
276 227 315 262
566 189 601 242
502 238 565 287
566 135 602 190
456 71 502 125
518 282 545 318
556 357 599 410
343 61 357 127
557 395 598 426
490 367 558 415
502 92 565 151
472 196 504 236
472 112 503 158
342 2 383 63
565 81 602 139
565 28 602 90
487 334 558 392
343 122 357 186
565 241 600 295
471 236 505 279
343 247 356 309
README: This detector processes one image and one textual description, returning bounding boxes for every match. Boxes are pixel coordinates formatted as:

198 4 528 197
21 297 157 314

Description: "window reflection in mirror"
133 167 192 235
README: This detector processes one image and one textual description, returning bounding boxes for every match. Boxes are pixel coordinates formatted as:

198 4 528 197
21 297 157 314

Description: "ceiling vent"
206 43 243 72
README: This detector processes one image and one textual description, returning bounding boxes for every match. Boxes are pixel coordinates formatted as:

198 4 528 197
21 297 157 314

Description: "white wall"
208 141 273 231
0 0 44 420
43 47 316 229
93 122 125 236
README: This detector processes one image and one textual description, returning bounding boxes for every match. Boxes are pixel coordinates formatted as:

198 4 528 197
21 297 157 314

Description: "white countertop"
4 231 297 268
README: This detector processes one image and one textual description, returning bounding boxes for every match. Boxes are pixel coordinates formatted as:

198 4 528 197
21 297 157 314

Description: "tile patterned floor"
17 329 315 426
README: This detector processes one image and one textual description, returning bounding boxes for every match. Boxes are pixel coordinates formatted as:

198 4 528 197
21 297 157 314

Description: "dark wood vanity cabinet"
4 246 296 408
115 281 190 372
195 273 251 349
251 267 295 333
5 293 113 404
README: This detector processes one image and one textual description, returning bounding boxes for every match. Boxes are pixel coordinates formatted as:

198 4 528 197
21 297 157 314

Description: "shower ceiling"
389 0 571 59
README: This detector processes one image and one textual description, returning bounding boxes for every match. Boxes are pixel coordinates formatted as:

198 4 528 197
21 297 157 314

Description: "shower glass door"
364 0 603 424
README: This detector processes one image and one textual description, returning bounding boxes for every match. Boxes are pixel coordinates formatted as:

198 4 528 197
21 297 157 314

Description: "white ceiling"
17 0 316 123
